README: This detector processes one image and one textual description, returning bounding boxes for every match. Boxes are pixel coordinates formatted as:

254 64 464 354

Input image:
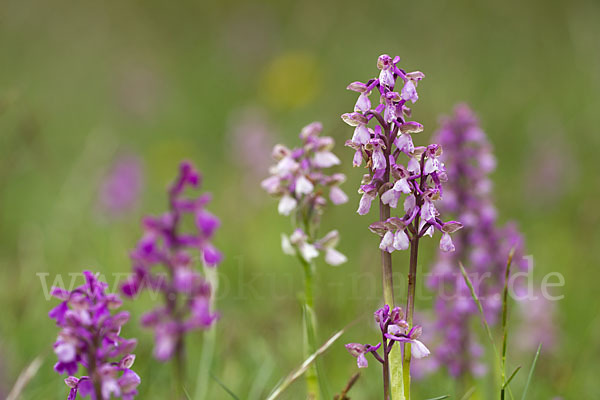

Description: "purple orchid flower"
120 162 220 363
426 104 530 379
262 122 348 266
50 271 140 400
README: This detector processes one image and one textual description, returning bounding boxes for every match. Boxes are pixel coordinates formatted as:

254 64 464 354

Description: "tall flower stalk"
262 122 348 399
427 105 527 389
120 161 221 398
342 55 461 399
49 271 140 400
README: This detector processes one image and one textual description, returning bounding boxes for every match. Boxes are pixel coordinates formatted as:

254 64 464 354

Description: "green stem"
303 261 320 400
175 336 186 399
194 266 219 400
89 336 103 400
382 333 390 400
500 250 514 400
380 200 405 400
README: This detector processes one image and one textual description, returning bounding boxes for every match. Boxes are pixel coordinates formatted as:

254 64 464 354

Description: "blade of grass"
334 372 360 400
425 395 450 400
303 303 331 399
210 372 240 400
521 344 542 400
459 386 476 400
501 249 515 400
7 356 44 400
458 262 501 368
502 366 521 389
248 348 275 400
266 328 345 400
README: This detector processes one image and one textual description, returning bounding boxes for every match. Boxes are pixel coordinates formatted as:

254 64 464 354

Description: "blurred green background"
1 0 599 398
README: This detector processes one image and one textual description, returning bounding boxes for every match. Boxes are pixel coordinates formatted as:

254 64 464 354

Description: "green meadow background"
1 0 599 398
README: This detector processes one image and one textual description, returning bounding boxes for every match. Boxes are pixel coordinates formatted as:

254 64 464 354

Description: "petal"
274 156 298 175
281 234 295 255
202 243 223 266
357 193 374 215
401 80 418 103
372 149 386 171
407 158 420 174
76 378 93 397
379 231 394 253
439 232 455 252
379 69 395 87
398 122 424 134
49 301 69 325
277 195 297 216
195 210 220 237
404 194 416 214
295 175 314 195
341 112 367 127
118 354 136 369
329 186 348 205
393 230 410 251
300 243 319 262
410 339 431 359
357 353 369 368
154 330 176 361
352 125 371 145
393 178 411 194
65 377 79 389
325 248 347 266
354 92 371 113
387 324 403 336
50 287 70 300
419 219 434 237
381 189 398 208
102 379 121 399
289 229 307 245
423 157 440 175
55 343 76 363
119 369 141 395
442 221 463 234
318 230 340 248
313 151 341 168
420 200 437 222
346 81 368 92
353 149 363 167
345 342 367 357
395 133 415 154
300 122 322 139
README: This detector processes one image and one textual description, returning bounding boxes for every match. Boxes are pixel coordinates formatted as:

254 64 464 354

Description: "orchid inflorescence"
342 54 463 254
262 121 349 399
120 161 220 362
262 122 348 266
427 105 528 378
341 54 466 399
49 271 140 400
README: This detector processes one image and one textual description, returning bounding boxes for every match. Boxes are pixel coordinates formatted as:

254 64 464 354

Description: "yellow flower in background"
259 51 321 109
